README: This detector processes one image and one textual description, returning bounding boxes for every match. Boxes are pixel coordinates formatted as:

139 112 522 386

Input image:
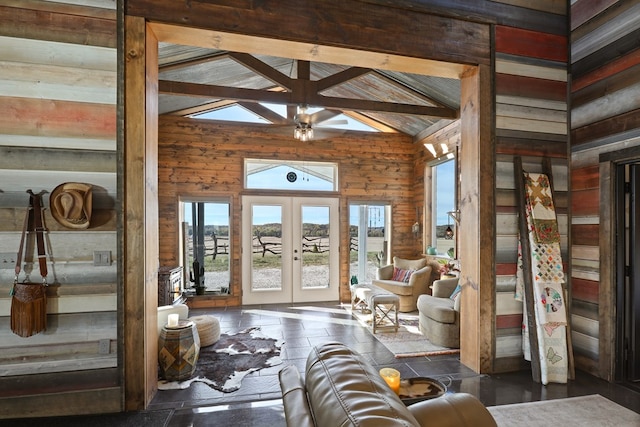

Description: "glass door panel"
250 204 283 292
300 205 330 289
292 198 339 302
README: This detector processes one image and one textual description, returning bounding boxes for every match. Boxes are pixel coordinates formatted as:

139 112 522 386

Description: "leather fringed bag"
11 190 48 338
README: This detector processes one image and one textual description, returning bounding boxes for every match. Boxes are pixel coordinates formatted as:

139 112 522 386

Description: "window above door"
245 158 338 191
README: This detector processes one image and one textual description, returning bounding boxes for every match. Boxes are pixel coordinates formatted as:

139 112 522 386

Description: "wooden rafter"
159 52 457 119
237 101 288 124
227 52 293 90
158 80 457 118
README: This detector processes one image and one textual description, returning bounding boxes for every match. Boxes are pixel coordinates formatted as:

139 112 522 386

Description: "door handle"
294 257 299 261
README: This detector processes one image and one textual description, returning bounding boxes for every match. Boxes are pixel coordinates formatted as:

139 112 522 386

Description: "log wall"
570 0 640 379
0 0 120 418
158 116 421 305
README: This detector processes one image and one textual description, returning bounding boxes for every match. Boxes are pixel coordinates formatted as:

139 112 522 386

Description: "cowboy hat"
50 183 92 229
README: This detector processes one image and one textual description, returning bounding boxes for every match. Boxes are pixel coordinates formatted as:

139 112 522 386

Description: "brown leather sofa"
278 342 497 426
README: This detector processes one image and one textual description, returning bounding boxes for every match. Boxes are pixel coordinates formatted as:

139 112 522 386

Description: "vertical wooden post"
123 16 160 409
459 64 494 373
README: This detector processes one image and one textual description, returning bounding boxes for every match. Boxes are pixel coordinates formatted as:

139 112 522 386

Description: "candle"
167 313 179 327
379 368 400 395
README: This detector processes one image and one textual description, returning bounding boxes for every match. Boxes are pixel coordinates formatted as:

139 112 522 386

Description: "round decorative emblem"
286 171 297 182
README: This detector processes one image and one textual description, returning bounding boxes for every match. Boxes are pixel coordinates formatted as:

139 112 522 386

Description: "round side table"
158 320 200 381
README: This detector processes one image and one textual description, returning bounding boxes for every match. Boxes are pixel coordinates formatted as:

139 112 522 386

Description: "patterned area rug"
487 394 640 427
344 305 459 358
158 326 283 392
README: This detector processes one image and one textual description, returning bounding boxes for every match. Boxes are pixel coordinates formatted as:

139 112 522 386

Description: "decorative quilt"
515 172 568 385
524 173 560 244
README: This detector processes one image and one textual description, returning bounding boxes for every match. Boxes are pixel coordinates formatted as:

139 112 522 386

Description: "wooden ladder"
514 157 574 382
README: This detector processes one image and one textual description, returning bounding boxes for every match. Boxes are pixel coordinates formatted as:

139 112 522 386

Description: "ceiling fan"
293 105 348 141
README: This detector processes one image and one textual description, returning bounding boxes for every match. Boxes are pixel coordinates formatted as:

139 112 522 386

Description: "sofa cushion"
394 256 427 271
417 295 456 324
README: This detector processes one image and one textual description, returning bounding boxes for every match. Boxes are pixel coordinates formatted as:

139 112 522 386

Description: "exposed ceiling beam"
151 24 467 79
297 60 310 81
227 52 293 90
343 111 399 133
159 80 458 119
160 51 231 72
167 99 236 116
237 101 289 124
316 66 372 92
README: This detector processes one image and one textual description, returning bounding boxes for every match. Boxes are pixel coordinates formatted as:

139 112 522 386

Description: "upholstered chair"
416 277 460 348
372 257 441 312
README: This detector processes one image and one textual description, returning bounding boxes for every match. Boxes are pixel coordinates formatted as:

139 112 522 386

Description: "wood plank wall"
493 24 569 372
0 0 120 418
570 0 640 378
157 116 422 305
0 0 574 415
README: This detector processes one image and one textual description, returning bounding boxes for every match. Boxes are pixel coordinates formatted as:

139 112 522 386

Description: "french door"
241 196 339 305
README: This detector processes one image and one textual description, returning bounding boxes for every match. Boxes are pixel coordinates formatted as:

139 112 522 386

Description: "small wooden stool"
369 293 399 334
188 315 221 347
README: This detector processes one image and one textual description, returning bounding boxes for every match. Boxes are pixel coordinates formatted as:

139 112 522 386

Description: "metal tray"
399 377 447 405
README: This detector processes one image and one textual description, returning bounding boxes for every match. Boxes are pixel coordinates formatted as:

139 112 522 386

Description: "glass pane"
349 204 390 284
301 205 330 289
251 204 282 291
433 159 456 257
184 202 230 294
245 159 338 191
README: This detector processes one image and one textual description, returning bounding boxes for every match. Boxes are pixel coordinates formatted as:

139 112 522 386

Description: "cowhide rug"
158 326 283 393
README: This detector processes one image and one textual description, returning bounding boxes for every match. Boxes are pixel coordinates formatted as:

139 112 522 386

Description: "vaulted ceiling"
157 43 461 142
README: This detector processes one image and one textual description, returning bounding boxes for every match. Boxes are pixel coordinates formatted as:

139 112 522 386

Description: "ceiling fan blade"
316 119 348 127
309 109 341 125
309 128 349 140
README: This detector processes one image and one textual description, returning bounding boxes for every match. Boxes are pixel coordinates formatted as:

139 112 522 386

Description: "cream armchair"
372 257 441 312
416 277 460 348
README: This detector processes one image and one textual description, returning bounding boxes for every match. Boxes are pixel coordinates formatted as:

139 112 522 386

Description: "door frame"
241 195 340 305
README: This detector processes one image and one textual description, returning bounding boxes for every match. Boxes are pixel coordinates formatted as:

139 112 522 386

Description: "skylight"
193 104 269 123
192 102 379 132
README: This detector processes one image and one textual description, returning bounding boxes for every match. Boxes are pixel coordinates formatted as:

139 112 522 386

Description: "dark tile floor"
6 301 640 426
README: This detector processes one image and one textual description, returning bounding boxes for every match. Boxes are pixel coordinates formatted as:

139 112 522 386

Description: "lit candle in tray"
167 313 179 327
379 368 400 394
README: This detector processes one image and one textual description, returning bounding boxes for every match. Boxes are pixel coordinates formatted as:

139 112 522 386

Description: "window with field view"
182 201 231 294
349 203 391 283
431 158 456 258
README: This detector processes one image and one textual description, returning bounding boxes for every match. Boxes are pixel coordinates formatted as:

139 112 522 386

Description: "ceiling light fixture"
294 123 313 141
